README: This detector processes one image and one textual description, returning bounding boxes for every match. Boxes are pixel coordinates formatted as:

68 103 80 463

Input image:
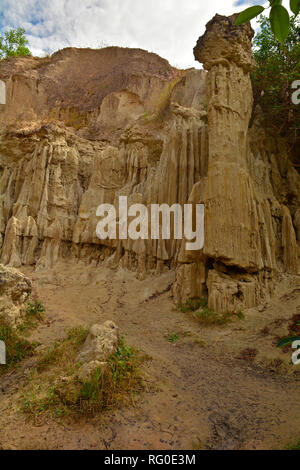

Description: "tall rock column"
188 14 273 312
175 14 299 312
194 14 262 272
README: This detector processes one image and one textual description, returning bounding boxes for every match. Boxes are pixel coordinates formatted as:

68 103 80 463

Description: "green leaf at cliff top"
290 0 300 16
270 5 290 44
277 336 300 348
235 5 265 26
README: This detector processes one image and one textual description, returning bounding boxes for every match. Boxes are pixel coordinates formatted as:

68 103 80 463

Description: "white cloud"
0 0 285 68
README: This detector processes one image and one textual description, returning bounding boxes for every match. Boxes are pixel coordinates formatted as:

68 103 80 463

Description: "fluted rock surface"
0 22 299 313
0 50 207 274
174 14 299 311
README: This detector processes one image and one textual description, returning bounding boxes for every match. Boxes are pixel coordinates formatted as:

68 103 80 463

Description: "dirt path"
0 262 299 450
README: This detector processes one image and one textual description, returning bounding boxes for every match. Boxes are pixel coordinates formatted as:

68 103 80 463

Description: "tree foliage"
251 14 300 140
236 0 300 44
0 27 31 60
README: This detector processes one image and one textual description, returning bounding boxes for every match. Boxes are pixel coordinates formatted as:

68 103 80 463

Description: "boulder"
0 264 32 326
77 321 119 380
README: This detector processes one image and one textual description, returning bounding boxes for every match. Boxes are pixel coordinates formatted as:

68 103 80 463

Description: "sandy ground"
0 261 299 450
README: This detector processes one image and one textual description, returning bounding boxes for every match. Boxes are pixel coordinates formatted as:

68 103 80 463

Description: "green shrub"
166 333 179 343
0 28 31 59
251 15 300 141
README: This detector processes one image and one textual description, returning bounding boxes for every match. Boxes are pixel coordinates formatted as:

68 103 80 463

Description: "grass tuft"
285 439 300 450
17 299 45 335
37 326 89 372
20 330 145 419
177 299 244 326
166 333 179 343
177 298 208 313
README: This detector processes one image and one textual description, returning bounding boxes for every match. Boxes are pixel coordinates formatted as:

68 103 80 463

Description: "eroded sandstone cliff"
0 16 299 313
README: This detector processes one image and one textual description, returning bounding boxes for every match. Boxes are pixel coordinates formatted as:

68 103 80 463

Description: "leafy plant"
0 28 31 59
277 336 300 347
167 333 179 343
277 321 300 347
235 1 300 44
251 14 300 140
26 300 45 319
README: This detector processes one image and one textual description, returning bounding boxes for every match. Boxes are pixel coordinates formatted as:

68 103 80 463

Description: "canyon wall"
0 16 299 313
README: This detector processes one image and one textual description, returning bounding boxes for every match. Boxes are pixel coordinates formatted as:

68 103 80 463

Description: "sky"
0 0 292 68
